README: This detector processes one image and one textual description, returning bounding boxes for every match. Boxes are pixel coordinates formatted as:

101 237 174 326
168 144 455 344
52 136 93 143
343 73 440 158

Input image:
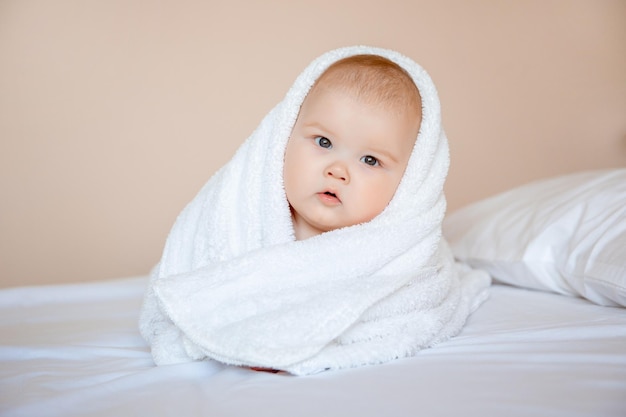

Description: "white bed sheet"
1 276 625 417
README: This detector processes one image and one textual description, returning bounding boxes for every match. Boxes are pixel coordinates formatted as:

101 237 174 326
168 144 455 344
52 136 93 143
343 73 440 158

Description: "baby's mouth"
318 190 341 204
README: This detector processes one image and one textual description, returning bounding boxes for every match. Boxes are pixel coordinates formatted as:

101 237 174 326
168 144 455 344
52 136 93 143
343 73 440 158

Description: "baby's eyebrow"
368 146 399 164
303 121 332 134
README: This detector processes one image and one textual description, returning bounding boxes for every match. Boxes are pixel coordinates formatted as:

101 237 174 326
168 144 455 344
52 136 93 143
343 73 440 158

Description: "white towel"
139 46 491 375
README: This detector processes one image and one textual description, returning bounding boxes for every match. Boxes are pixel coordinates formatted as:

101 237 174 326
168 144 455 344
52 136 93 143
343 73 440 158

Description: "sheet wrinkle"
139 45 491 374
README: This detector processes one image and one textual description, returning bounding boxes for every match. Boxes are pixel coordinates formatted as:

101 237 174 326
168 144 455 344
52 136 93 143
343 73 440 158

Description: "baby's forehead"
310 55 422 116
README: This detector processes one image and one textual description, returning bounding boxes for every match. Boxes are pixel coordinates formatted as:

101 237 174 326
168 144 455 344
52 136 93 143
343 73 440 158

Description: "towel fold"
139 46 491 375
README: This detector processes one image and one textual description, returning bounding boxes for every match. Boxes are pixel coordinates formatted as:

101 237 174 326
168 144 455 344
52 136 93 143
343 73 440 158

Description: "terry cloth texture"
139 46 491 375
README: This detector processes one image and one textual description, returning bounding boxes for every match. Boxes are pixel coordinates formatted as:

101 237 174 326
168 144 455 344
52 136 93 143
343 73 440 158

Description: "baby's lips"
318 190 342 204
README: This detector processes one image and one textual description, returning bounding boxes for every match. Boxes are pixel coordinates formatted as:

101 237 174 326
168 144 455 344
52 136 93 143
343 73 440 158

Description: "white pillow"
443 169 626 307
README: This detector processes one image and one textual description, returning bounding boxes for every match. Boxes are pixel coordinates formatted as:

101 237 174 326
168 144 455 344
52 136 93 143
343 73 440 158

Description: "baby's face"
283 84 420 240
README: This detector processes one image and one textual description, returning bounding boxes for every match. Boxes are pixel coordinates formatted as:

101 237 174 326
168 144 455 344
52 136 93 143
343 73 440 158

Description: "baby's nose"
325 163 349 183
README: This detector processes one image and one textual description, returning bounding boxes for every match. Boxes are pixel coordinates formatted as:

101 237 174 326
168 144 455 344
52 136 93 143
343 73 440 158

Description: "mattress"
1 276 625 417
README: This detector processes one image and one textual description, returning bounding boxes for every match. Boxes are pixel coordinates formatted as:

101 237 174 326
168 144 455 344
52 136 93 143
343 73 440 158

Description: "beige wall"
1 0 625 288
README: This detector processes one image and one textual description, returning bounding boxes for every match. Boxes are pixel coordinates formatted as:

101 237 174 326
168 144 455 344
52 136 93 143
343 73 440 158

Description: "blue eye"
315 136 332 149
361 155 379 166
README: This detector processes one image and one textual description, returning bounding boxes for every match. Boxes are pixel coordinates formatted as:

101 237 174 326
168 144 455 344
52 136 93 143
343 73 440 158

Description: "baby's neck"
290 210 322 241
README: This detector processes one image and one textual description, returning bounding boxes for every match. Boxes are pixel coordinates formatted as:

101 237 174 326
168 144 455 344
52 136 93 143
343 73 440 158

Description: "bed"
1 169 625 417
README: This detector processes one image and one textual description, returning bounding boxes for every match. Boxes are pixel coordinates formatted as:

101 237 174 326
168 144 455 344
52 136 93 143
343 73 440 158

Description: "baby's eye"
315 136 332 149
360 155 379 166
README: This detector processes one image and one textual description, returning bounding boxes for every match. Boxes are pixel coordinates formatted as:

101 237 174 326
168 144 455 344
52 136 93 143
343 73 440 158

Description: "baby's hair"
311 54 422 118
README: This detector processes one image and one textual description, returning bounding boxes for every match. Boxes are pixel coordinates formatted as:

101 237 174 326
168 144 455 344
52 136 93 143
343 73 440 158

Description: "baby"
252 56 423 372
284 55 422 240
139 46 490 375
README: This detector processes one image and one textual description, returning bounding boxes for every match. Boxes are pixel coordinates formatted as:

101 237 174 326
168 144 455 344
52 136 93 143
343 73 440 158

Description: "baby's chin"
322 218 377 234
